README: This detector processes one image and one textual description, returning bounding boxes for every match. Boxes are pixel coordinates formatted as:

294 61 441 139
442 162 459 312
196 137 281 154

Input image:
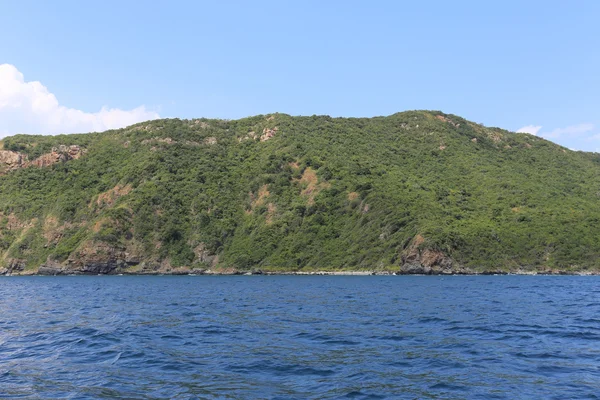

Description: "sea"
1 275 599 399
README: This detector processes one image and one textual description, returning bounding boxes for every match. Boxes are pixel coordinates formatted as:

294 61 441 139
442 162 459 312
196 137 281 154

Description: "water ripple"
1 275 599 398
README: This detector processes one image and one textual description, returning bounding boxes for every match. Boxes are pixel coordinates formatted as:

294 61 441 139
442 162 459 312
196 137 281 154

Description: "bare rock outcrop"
435 115 460 128
194 243 219 267
399 234 460 274
0 259 28 275
0 145 86 174
38 259 64 276
0 150 28 172
39 241 137 275
29 145 85 168
260 127 278 141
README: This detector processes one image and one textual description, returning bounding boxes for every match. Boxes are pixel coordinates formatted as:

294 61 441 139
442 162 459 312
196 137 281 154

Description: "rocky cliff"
0 145 86 174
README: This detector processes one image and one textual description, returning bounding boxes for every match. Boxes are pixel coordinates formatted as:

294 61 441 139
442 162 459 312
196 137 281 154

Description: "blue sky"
1 0 599 151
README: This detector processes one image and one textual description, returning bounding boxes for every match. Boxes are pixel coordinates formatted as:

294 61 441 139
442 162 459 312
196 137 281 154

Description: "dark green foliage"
1 111 599 272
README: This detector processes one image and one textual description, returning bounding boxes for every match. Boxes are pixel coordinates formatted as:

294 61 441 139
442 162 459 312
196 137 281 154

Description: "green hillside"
1 111 599 275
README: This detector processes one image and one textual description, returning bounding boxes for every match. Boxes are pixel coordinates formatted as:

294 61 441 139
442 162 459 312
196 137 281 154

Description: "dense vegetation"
1 111 599 274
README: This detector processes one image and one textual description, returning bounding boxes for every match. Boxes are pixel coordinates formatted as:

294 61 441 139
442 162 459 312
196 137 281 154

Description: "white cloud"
517 125 542 135
544 123 594 139
0 64 159 138
516 122 600 151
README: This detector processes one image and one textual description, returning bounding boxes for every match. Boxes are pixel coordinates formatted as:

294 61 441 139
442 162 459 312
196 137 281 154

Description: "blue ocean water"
0 276 599 399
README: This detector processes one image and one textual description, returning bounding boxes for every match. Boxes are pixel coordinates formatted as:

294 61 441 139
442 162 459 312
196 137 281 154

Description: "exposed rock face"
194 243 219 267
260 127 278 141
0 145 85 174
0 259 27 275
34 240 198 275
0 150 28 172
435 114 460 128
38 260 64 276
77 261 124 275
399 234 458 274
29 145 85 168
32 241 141 275
6 258 26 273
63 241 139 274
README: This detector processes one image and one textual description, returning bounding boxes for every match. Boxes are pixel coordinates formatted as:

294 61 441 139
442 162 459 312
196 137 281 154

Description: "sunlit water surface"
1 276 599 399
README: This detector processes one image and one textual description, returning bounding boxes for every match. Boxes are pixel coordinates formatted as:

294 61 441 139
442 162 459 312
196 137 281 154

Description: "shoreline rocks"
3 267 598 277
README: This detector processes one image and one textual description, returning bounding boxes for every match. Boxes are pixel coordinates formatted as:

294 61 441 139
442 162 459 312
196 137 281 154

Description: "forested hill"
1 110 599 275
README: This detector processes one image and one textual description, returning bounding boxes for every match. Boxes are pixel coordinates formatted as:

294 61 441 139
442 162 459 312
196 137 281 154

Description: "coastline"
2 268 599 276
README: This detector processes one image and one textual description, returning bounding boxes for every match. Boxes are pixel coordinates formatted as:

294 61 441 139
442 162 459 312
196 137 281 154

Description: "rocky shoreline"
1 267 598 276
3 235 597 276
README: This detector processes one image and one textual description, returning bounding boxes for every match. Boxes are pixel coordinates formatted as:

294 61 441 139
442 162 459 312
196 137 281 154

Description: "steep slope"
1 111 599 275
